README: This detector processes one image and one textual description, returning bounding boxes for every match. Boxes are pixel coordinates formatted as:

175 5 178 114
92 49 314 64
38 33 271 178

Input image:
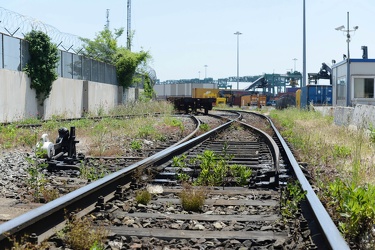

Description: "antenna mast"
127 0 131 50
105 9 110 30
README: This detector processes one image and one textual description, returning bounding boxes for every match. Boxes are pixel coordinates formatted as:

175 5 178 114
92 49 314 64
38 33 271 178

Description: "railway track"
0 111 350 249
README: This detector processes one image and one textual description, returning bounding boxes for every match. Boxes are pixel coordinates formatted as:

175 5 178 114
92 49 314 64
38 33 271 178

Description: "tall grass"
270 107 375 248
0 100 175 151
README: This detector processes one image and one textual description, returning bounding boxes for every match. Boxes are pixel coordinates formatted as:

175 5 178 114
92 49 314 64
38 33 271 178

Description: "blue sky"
1 0 375 87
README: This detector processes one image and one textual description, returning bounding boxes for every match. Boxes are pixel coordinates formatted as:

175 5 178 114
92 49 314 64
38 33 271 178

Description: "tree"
24 30 59 105
80 28 151 89
80 28 124 64
114 47 150 88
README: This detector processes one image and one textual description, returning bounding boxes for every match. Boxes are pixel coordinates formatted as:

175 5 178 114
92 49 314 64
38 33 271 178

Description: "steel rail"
215 109 279 184
0 118 234 247
260 113 350 250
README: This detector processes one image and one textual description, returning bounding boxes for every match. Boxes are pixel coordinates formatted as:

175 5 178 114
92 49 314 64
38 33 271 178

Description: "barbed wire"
0 7 84 52
0 7 157 80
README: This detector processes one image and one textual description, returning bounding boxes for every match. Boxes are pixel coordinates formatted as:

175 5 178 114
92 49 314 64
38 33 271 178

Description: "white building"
332 56 375 106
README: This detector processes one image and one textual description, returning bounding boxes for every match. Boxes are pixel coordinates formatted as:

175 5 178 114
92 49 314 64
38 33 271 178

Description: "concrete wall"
0 69 38 122
315 104 375 129
0 69 123 122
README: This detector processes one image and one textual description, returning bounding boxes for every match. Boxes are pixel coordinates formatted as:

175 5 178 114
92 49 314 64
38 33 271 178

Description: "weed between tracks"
270 107 375 249
172 148 252 187
57 214 108 250
179 184 207 212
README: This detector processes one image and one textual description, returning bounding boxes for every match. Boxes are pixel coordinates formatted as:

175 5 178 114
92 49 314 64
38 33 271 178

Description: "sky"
1 0 375 88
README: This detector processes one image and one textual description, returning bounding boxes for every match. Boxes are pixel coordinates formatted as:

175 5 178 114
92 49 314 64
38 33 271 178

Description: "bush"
179 185 206 212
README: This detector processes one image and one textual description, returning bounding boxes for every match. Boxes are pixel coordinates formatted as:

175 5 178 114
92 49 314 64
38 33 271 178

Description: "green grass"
270 107 375 248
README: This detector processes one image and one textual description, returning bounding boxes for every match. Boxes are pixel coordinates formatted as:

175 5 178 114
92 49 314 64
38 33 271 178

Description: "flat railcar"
167 97 215 114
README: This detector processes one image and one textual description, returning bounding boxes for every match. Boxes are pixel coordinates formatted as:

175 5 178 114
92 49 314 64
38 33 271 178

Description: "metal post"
302 0 306 88
234 31 242 90
336 12 358 106
346 12 350 106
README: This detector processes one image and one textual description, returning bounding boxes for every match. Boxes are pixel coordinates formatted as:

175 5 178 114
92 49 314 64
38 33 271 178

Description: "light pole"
335 12 358 106
204 65 208 78
234 31 242 90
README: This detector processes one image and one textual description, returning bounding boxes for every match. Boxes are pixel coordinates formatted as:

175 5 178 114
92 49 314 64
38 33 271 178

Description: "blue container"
301 85 332 107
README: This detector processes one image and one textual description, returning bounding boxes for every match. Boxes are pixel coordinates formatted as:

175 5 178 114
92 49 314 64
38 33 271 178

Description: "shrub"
135 189 152 205
179 184 206 212
62 215 108 250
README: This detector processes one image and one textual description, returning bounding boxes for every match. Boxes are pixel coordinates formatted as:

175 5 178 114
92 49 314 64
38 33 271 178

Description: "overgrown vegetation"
270 107 375 248
80 27 151 89
79 162 109 181
135 189 152 205
179 184 206 212
59 215 108 250
172 145 252 187
24 30 59 105
281 180 307 220
326 179 375 247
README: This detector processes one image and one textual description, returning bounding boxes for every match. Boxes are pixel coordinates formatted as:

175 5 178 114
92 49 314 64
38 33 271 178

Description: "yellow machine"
192 88 227 105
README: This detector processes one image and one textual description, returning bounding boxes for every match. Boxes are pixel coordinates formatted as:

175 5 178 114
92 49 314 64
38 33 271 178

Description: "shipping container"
301 85 332 107
241 95 266 107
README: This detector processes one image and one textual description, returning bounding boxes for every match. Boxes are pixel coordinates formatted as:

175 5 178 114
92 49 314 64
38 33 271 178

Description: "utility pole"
127 0 132 51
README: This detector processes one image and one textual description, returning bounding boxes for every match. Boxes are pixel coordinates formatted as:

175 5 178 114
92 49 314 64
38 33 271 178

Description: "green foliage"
114 47 150 88
199 123 210 132
137 124 155 138
327 179 375 246
369 124 375 143
62 215 108 250
192 148 249 187
135 189 152 205
332 144 351 158
130 140 142 150
80 26 151 89
0 124 17 148
172 154 190 182
281 181 307 219
24 30 59 104
25 150 49 202
91 123 109 156
142 74 155 100
80 28 124 64
230 164 252 186
79 162 108 181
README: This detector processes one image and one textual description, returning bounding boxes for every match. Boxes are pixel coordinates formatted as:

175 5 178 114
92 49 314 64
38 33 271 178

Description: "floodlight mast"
335 12 358 106
234 31 242 90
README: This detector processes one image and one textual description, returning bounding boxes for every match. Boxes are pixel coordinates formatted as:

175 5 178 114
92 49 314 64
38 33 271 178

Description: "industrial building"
331 46 375 106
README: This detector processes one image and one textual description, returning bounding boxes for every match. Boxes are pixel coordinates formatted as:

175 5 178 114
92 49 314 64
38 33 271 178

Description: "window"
336 77 346 101
3 35 20 71
354 78 374 98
